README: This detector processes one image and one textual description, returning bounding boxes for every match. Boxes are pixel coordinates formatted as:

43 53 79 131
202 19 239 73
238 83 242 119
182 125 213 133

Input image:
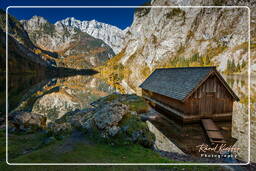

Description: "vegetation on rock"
225 59 247 74
78 94 154 147
135 1 151 17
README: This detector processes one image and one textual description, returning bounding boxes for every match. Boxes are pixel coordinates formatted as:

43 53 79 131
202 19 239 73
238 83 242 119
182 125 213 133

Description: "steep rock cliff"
101 0 255 91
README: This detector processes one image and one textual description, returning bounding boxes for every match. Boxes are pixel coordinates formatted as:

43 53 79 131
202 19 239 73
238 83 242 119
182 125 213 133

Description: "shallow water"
149 74 254 163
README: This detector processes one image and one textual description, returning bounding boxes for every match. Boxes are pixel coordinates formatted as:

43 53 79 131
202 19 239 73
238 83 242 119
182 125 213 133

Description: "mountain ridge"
0 10 58 74
58 17 126 54
21 16 115 69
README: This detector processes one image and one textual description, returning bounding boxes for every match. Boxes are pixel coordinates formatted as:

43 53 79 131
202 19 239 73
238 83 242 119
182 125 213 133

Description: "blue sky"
1 0 149 30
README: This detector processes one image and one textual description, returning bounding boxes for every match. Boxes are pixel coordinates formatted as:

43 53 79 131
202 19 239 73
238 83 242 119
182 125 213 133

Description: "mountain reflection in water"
0 74 49 115
4 74 115 122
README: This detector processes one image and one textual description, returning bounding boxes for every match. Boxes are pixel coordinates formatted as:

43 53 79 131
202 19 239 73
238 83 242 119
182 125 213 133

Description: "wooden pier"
201 119 226 144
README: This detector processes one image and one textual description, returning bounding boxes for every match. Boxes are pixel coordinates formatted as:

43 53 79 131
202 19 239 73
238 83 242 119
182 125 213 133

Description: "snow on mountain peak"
57 17 126 54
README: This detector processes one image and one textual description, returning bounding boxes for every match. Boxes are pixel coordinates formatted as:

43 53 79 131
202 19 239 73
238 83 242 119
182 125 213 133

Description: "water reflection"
0 73 49 116
9 74 115 123
149 113 236 157
148 74 253 163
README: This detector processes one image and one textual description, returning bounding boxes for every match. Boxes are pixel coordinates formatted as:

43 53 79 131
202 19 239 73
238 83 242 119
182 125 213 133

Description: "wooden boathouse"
139 67 239 123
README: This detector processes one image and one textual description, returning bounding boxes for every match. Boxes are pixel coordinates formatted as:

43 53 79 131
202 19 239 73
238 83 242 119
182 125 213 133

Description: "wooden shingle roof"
139 67 239 101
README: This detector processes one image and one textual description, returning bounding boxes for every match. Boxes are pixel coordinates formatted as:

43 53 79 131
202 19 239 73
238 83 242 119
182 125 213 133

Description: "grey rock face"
9 111 47 131
146 121 184 154
80 94 154 147
116 0 255 90
59 17 126 54
108 126 120 136
93 102 129 129
21 16 77 52
56 108 95 129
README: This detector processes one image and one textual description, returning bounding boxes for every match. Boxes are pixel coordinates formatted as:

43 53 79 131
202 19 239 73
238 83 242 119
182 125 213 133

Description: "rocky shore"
7 94 155 148
1 93 253 169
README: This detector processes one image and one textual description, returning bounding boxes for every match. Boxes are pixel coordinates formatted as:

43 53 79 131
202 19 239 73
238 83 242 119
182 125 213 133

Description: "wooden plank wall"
187 75 233 115
142 89 185 113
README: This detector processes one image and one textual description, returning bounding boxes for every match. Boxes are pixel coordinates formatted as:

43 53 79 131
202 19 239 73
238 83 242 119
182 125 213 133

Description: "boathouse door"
200 92 215 116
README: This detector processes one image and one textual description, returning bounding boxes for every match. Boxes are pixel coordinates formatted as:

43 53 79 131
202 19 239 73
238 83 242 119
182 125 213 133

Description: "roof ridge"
155 66 216 70
140 65 238 102
140 66 217 101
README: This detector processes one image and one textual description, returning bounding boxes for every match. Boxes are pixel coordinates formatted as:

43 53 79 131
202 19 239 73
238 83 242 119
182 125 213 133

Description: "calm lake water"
1 74 115 119
1 73 255 163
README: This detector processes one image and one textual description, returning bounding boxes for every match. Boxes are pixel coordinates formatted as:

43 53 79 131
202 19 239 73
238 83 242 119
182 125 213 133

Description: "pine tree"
200 56 204 65
241 59 246 69
226 59 231 73
231 59 236 72
236 63 241 72
205 55 210 65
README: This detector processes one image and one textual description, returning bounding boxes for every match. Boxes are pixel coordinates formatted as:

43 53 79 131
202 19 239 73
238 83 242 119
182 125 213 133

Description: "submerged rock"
147 121 185 155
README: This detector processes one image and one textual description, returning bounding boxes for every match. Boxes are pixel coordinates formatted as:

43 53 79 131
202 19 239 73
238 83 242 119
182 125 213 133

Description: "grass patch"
0 130 5 162
0 128 224 170
0 163 224 171
1 132 47 161
101 94 150 114
123 97 150 114
105 94 120 102
0 136 225 170
4 134 166 164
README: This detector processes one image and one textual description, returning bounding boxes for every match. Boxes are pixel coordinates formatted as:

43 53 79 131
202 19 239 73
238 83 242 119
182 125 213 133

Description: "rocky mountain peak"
21 16 115 69
58 17 126 53
31 15 48 22
21 16 49 31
